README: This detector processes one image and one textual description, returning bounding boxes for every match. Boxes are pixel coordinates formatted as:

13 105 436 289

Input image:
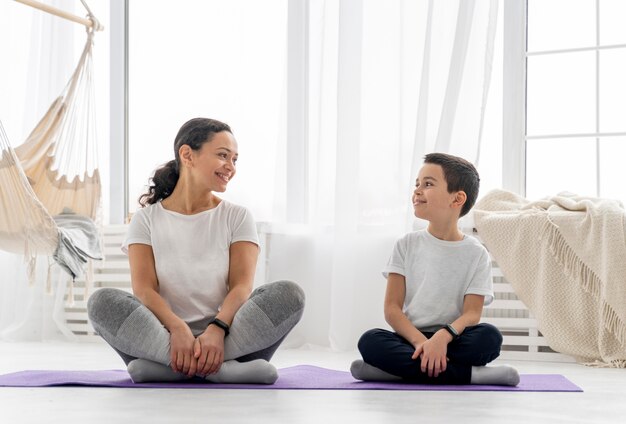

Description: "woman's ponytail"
138 159 179 206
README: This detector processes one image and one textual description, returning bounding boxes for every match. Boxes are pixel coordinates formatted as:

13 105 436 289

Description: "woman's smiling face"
189 131 238 193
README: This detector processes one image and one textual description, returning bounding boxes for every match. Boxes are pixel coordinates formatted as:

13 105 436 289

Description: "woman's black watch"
208 317 230 337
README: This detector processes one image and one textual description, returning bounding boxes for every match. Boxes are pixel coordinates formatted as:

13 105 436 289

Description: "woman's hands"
169 325 198 377
412 330 451 378
194 325 226 377
168 324 227 377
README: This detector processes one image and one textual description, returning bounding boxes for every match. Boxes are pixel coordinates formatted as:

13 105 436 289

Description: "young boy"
351 153 519 386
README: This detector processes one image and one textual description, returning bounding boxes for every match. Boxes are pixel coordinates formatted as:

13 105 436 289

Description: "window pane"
527 52 595 135
528 0 595 52
526 138 597 199
128 0 287 221
599 48 626 132
600 0 626 45
599 137 626 204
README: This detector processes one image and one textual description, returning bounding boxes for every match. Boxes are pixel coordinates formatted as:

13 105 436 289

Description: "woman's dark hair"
423 152 480 217
139 118 232 206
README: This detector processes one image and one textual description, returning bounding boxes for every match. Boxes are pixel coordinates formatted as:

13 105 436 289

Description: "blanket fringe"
542 220 626 348
582 359 626 369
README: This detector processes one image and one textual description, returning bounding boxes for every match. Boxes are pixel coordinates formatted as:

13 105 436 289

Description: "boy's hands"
412 331 452 378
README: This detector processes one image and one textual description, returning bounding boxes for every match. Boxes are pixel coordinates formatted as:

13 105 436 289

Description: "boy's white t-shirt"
122 200 259 324
383 229 493 332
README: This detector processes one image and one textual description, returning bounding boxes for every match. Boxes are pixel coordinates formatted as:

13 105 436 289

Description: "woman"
88 118 305 384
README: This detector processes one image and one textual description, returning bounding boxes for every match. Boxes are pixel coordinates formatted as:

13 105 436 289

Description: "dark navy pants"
357 323 503 384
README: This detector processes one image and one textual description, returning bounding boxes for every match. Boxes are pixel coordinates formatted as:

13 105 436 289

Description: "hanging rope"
14 0 104 31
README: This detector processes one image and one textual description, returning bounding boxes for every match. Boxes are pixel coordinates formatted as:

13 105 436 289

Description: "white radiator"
472 228 574 363
64 224 130 341
66 225 574 362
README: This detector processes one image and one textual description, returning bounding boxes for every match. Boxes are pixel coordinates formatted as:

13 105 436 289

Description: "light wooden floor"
0 341 624 424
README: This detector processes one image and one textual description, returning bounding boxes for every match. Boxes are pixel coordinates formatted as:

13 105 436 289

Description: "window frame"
510 0 626 200
502 0 527 196
109 0 128 224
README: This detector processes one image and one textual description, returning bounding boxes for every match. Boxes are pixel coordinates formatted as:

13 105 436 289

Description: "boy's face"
412 163 460 221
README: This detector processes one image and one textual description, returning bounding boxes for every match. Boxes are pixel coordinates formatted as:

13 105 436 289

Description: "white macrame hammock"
0 3 102 299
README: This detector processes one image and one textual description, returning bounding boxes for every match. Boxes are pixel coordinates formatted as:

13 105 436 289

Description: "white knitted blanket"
474 190 626 367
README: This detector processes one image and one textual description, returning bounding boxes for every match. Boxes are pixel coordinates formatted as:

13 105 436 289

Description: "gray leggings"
87 280 305 366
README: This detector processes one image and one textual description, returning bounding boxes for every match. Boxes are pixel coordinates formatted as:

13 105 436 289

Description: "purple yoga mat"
0 365 582 392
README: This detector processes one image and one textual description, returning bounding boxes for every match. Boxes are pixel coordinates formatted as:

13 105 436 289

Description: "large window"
526 0 626 203
126 0 503 225
128 0 287 221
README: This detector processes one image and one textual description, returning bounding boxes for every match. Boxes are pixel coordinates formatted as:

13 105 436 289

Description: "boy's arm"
447 294 484 337
384 273 428 347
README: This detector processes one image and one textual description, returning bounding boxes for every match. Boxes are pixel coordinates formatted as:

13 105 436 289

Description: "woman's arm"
216 240 258 325
195 240 258 375
128 243 196 376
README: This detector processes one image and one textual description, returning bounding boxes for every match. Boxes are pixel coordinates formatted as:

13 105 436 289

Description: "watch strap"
208 317 230 337
443 324 459 340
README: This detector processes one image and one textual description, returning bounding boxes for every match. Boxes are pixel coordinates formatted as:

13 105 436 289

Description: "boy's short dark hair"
423 153 480 217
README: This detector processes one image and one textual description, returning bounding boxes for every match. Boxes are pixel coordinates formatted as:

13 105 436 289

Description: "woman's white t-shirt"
122 200 259 324
383 229 493 332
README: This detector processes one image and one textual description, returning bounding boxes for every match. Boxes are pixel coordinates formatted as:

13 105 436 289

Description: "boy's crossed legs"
352 323 519 386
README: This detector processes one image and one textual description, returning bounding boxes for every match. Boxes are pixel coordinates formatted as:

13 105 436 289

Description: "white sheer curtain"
270 0 499 350
0 0 497 345
0 0 77 341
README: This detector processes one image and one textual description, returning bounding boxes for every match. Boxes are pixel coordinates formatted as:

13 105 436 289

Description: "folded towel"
52 209 102 280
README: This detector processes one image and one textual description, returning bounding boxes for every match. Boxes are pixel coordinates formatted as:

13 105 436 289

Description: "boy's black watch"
443 324 459 340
